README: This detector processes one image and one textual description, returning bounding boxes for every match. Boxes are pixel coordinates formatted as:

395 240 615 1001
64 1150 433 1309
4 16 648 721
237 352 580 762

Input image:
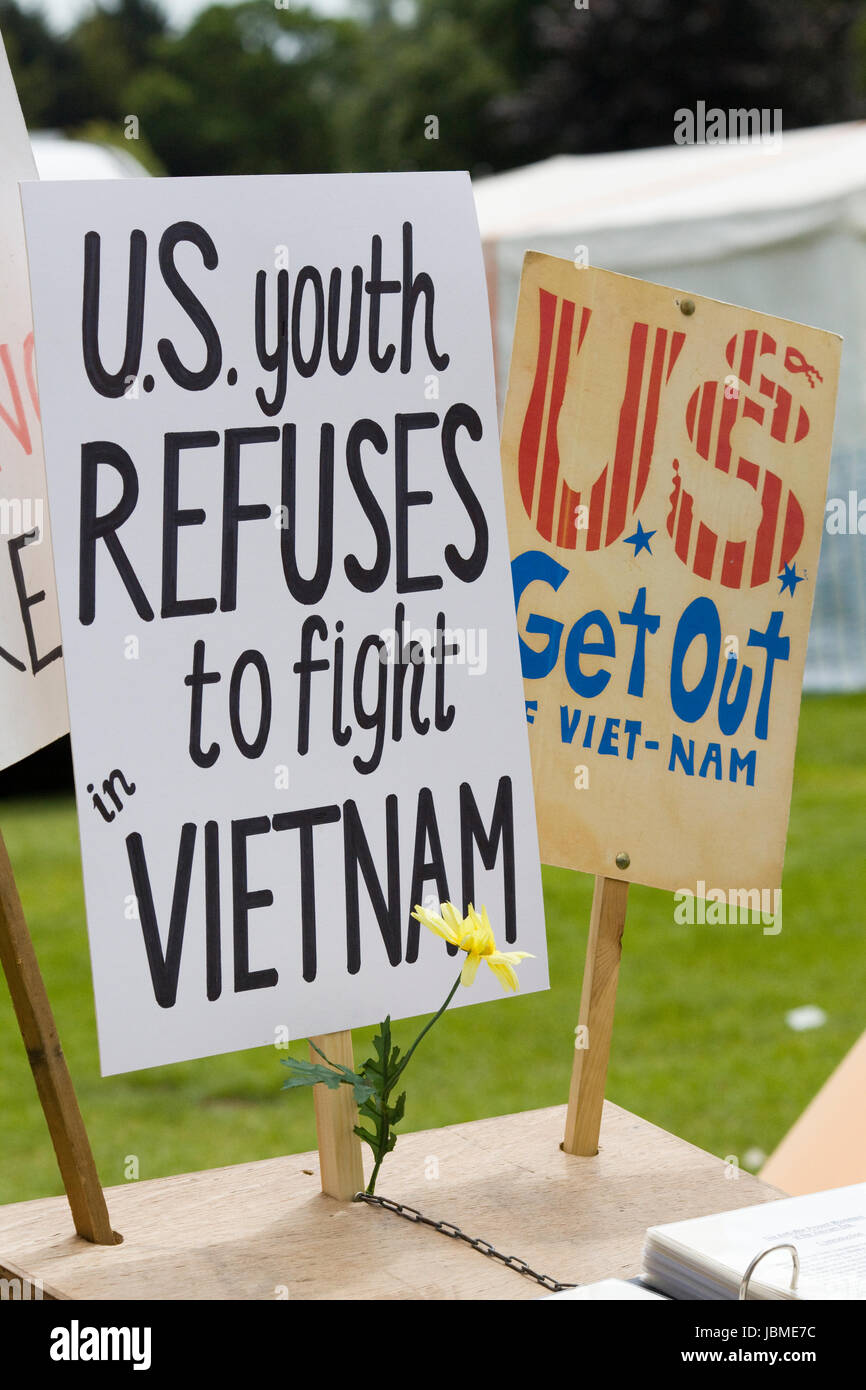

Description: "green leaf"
280 1057 344 1091
359 1015 408 1094
357 1096 380 1122
347 1076 377 1106
389 1090 407 1127
280 1056 375 1106
353 1123 379 1152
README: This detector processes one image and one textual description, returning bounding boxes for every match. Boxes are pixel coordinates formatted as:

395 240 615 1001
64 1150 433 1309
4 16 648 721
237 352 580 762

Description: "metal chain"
353 1191 576 1293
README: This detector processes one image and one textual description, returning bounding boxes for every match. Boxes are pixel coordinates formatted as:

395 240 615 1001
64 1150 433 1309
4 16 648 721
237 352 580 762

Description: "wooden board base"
0 1102 781 1301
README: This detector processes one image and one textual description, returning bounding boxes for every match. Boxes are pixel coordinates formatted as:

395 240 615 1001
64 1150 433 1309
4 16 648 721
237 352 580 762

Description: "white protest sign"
21 172 547 1074
0 37 66 767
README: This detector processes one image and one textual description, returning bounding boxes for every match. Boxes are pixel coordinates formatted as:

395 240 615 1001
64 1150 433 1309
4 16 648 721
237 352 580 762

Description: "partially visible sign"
0 38 66 768
501 253 841 895
22 172 547 1074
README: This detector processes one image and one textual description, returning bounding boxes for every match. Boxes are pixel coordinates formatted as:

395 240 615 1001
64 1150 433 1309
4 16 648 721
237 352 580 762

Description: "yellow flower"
410 901 533 992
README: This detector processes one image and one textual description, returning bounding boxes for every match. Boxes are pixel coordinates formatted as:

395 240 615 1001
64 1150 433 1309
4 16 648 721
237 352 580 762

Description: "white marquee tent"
30 131 149 180
474 122 866 691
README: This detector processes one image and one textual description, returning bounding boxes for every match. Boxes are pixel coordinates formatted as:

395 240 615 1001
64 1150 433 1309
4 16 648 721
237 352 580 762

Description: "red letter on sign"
517 288 684 550
667 328 812 589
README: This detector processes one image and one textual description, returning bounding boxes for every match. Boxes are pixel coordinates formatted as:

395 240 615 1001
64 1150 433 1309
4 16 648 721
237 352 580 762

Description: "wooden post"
0 830 119 1244
309 1030 365 1200
563 874 629 1157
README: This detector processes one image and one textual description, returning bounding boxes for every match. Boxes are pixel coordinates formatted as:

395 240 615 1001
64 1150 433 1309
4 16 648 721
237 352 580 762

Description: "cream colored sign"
501 254 841 895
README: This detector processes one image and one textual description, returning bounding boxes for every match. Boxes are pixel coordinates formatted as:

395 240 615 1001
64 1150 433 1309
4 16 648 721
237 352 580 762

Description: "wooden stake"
563 874 629 1157
0 830 119 1244
309 1030 364 1200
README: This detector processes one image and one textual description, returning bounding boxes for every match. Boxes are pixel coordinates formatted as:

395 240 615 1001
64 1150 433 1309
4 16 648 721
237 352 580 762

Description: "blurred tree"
487 0 866 164
335 0 866 173
5 0 866 179
0 1 82 128
334 3 505 173
126 3 360 175
68 0 167 125
1 0 865 180
408 0 542 87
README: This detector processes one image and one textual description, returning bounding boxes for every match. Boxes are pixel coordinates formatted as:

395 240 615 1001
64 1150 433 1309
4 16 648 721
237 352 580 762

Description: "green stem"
391 970 463 1086
308 1037 337 1068
365 971 463 1195
366 1116 388 1195
305 972 464 1195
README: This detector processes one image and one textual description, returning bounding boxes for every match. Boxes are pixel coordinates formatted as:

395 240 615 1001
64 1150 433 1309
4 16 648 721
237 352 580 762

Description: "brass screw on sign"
615 851 630 871
679 298 696 316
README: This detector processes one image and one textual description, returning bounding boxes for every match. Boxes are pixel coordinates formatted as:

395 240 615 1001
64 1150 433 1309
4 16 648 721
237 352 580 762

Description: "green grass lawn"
1 692 864 1205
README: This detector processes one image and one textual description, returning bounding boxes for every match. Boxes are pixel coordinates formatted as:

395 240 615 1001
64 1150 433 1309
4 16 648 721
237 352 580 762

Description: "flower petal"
486 958 519 992
489 950 534 966
411 904 461 947
467 903 495 955
457 923 481 955
460 952 481 986
441 901 466 937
